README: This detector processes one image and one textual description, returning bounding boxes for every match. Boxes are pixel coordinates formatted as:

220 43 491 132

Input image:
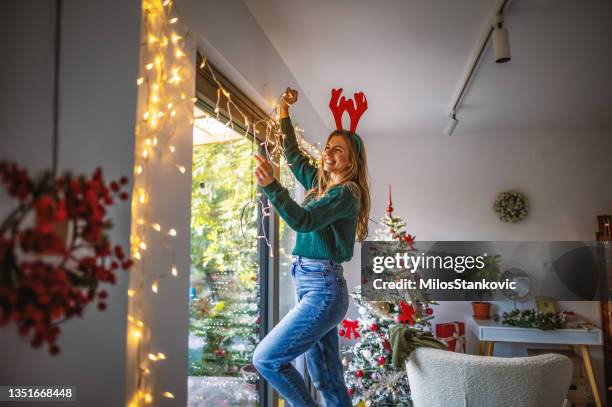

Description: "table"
469 317 604 407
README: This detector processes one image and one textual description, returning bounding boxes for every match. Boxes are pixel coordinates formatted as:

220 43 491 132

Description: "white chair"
405 348 573 407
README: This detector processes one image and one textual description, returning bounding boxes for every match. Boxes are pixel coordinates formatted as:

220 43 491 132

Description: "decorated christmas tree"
341 186 443 406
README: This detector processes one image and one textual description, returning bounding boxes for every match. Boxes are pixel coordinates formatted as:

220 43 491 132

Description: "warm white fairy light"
127 0 323 404
128 1 194 405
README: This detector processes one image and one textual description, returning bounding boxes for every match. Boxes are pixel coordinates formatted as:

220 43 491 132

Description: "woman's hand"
283 87 298 105
254 154 275 187
279 87 298 118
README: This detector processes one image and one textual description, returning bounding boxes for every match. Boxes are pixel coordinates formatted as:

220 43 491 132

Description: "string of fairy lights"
128 1 322 405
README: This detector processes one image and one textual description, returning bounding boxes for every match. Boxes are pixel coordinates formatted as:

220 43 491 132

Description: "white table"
469 317 604 407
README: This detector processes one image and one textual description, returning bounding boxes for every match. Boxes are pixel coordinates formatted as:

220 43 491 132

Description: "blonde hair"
304 130 371 241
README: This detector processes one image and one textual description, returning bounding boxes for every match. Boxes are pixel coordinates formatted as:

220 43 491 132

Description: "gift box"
435 322 465 353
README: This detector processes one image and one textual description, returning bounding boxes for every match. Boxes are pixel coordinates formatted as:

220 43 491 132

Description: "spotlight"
444 113 458 136
492 14 511 63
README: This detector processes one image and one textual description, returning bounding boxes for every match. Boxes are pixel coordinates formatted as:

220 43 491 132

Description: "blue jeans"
252 255 352 407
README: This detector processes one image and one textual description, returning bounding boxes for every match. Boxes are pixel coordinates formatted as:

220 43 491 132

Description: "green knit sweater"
261 117 359 263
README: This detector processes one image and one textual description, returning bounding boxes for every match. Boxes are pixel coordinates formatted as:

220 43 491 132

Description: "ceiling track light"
492 14 511 63
444 0 513 136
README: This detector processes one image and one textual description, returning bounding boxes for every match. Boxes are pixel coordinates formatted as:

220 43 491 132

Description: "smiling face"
322 134 351 176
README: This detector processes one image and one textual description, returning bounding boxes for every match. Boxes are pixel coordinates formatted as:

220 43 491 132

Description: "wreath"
0 161 132 354
493 190 529 223
502 309 567 330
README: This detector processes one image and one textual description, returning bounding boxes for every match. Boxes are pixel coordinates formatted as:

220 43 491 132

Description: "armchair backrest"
406 348 572 407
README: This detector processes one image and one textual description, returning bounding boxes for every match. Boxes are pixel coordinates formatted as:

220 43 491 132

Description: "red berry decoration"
0 162 132 355
348 388 354 397
370 323 378 332
338 329 346 337
378 356 386 365
426 307 434 315
355 370 363 378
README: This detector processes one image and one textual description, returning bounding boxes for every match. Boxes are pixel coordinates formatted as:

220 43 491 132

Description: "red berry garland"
0 161 132 355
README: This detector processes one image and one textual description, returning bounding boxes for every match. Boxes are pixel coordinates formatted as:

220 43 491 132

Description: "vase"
472 302 492 320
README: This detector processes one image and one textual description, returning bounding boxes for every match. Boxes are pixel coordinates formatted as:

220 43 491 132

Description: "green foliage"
189 138 260 377
502 309 568 330
463 254 501 302
188 136 298 378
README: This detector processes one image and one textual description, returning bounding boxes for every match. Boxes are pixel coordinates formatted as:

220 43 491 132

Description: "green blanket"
389 324 448 368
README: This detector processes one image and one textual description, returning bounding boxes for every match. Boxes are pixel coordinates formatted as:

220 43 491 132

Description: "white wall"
0 1 141 406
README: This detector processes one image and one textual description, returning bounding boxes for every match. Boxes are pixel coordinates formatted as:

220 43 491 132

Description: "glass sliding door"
188 105 261 406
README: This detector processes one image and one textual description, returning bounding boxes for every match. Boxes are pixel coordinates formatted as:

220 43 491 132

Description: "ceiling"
244 0 612 138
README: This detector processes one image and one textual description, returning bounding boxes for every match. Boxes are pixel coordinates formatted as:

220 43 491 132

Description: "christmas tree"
341 186 442 406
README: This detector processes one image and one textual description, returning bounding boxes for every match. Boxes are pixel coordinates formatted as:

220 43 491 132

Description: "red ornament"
340 319 360 339
355 370 364 378
338 329 346 337
403 233 416 250
426 307 434 315
348 388 354 397
370 323 378 332
386 185 393 215
398 300 415 325
377 356 386 365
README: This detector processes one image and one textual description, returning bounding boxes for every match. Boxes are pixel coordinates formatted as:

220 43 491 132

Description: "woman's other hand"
280 87 298 118
254 154 275 187
283 87 298 105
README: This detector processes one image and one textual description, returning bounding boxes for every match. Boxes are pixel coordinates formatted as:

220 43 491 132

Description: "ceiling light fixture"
444 0 513 136
492 14 511 63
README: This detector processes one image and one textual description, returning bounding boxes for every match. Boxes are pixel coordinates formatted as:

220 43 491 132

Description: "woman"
252 87 370 407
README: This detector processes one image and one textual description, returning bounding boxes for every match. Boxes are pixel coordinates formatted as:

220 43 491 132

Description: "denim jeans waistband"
292 255 341 268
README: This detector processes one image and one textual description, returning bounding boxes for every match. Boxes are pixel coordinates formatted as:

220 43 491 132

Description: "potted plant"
464 254 501 319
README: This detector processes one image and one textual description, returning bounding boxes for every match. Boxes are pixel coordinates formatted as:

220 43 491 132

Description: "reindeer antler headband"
329 88 368 154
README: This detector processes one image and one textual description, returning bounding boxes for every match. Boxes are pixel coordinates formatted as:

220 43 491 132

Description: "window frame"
194 52 281 407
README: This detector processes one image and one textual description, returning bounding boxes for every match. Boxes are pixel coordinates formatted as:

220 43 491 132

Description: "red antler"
329 88 346 130
346 92 368 134
328 88 368 133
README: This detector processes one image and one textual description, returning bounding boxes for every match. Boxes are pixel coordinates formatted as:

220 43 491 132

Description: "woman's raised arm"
278 88 318 189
